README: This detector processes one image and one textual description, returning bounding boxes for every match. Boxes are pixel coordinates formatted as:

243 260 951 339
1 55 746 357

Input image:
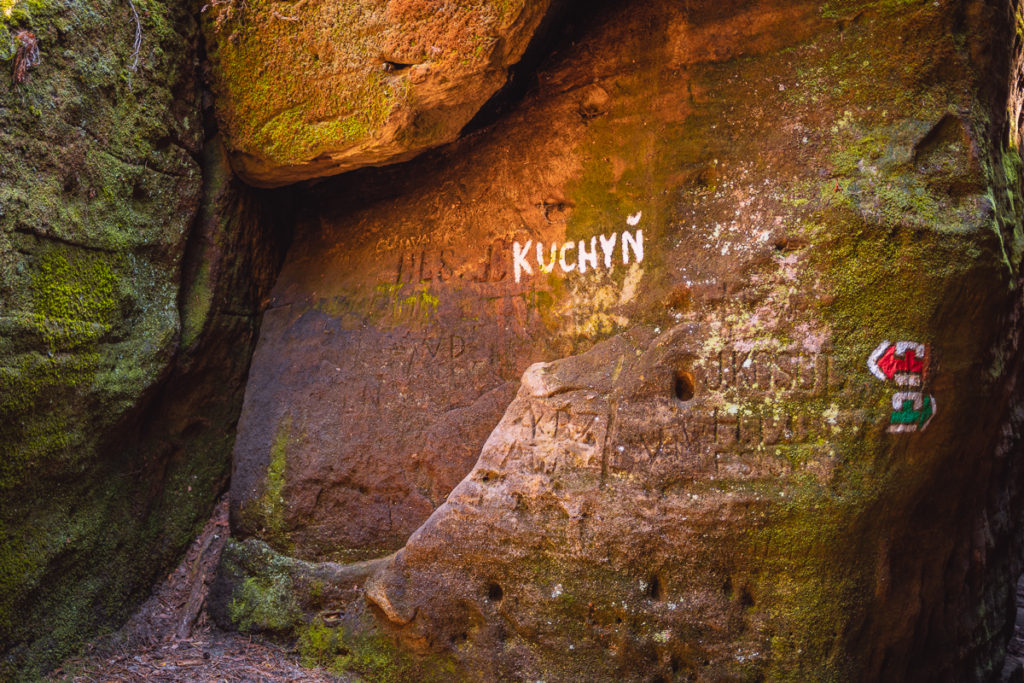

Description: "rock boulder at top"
225 0 1024 678
203 0 555 186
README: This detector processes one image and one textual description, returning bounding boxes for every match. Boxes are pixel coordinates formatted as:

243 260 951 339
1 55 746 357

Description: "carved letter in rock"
225 0 1024 680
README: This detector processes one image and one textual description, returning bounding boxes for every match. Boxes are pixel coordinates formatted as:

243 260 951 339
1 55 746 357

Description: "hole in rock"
739 586 755 608
381 60 414 73
673 371 695 402
486 582 504 602
913 113 968 164
647 574 664 601
773 238 808 253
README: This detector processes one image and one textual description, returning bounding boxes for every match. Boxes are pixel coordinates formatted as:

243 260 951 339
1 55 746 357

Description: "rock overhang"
203 0 560 187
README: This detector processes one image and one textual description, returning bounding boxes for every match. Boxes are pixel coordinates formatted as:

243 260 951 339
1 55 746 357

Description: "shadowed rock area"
0 1 290 675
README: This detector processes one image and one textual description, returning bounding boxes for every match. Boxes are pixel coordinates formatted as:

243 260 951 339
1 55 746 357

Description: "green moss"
742 99 1008 683
315 283 439 328
219 538 456 679
825 114 985 234
203 0 529 172
0 351 98 414
0 0 50 33
746 485 869 681
209 7 409 167
31 251 120 328
229 575 302 633
297 617 340 669
257 110 354 166
396 288 439 322
0 530 38 636
180 258 213 349
239 413 292 549
219 540 306 634
820 0 922 20
829 131 888 176
0 0 224 671
0 250 133 491
296 617 457 682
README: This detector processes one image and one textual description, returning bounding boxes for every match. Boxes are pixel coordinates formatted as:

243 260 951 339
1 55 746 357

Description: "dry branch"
12 30 39 84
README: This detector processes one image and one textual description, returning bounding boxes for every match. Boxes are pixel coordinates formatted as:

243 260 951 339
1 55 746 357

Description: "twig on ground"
128 0 142 72
12 30 39 84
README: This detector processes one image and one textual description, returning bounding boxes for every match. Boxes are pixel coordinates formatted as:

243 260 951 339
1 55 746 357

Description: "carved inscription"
607 407 864 476
497 395 865 482
330 329 507 416
502 402 610 475
396 239 512 284
697 350 842 396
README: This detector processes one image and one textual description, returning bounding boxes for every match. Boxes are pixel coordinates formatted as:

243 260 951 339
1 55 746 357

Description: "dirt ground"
46 496 352 683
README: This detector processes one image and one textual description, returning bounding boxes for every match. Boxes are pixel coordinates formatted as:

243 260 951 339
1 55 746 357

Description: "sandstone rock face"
203 0 555 187
0 0 287 673
225 0 1024 678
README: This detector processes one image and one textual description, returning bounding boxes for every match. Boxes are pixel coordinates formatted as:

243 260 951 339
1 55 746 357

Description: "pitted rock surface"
225 0 1024 679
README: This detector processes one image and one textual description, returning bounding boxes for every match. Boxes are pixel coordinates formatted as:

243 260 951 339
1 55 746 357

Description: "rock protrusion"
203 0 557 186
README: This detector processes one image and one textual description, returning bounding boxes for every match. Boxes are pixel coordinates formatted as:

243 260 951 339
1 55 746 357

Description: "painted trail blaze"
868 340 936 433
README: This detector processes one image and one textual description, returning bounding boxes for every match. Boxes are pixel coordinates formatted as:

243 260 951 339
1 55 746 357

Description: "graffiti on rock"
513 213 645 283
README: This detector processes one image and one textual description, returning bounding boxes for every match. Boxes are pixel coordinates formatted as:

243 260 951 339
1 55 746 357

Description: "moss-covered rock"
0 0 289 667
209 536 455 681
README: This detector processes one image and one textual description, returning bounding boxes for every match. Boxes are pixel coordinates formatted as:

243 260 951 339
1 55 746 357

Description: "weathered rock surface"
0 0 288 673
203 0 557 187
223 0 1024 679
